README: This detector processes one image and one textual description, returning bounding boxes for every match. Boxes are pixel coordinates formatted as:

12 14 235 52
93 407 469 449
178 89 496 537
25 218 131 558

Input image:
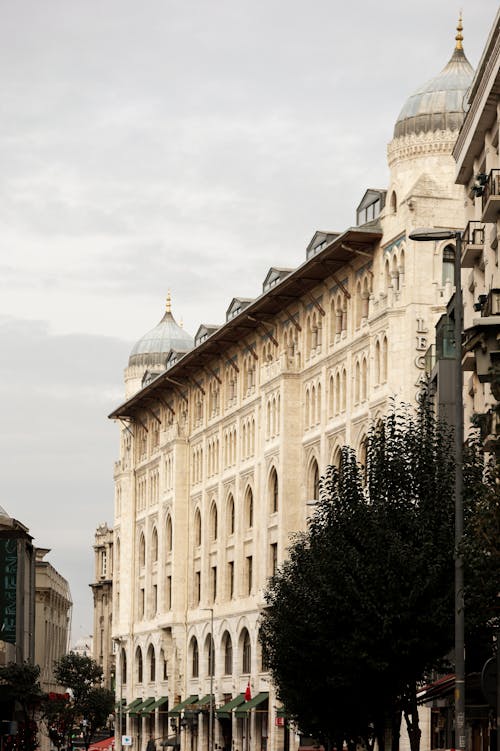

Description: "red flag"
245 682 252 701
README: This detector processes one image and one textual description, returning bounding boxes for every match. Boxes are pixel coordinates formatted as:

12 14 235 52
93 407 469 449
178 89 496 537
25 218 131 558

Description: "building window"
210 502 218 541
149 645 156 682
206 634 214 677
442 245 455 286
242 629 251 674
191 638 199 678
223 631 232 675
121 649 127 685
246 555 253 595
228 561 234 600
136 647 143 683
101 550 107 578
166 515 173 553
194 509 202 547
139 588 145 619
151 528 158 563
270 543 278 577
245 488 253 529
195 571 201 606
227 495 235 535
152 584 158 616
211 566 217 603
269 469 278 514
139 533 145 568
309 458 320 500
166 576 172 610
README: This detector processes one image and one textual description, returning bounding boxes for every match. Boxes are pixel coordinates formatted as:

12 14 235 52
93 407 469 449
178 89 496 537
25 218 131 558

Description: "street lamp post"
409 227 465 751
113 638 125 751
202 608 214 751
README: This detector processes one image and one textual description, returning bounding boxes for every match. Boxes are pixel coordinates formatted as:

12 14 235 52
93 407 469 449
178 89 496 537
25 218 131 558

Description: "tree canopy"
43 653 114 751
260 399 500 751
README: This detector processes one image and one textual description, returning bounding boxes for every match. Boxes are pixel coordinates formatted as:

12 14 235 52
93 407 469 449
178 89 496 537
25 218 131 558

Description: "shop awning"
215 694 245 720
235 692 269 717
149 696 169 711
276 707 287 718
193 694 214 711
138 697 157 715
169 695 199 717
125 698 143 713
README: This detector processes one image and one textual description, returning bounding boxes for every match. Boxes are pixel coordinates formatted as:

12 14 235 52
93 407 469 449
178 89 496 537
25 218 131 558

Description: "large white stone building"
108 21 475 751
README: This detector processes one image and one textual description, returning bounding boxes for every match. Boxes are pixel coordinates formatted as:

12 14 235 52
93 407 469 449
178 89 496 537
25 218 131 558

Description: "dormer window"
356 189 386 227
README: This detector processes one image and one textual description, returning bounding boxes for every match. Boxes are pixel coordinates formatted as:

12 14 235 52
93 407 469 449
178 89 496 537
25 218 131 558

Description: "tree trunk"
391 708 402 751
402 685 421 751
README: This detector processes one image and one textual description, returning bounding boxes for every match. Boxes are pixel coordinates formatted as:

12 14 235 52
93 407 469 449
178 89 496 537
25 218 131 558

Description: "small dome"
393 21 473 139
129 294 193 368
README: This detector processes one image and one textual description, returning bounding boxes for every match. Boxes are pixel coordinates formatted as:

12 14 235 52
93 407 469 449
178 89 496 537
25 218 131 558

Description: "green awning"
169 695 199 717
149 696 169 711
115 699 126 710
138 697 156 715
276 707 287 718
235 692 269 717
215 694 245 720
193 694 214 711
125 698 143 713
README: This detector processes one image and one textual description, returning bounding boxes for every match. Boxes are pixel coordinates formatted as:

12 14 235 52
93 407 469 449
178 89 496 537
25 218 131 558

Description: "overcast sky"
0 1 496 643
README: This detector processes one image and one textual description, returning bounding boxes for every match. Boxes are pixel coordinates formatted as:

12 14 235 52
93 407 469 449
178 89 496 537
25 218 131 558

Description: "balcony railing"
481 168 500 223
461 220 485 268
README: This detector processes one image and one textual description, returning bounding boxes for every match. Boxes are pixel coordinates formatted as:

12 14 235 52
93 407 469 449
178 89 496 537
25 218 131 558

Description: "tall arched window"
121 648 127 685
245 488 253 529
309 459 320 500
194 509 201 547
148 645 156 682
269 468 278 514
210 502 218 541
227 494 235 535
136 647 143 683
166 514 173 552
381 336 388 383
375 340 381 385
191 637 199 678
205 634 214 677
442 245 455 286
241 629 251 674
139 533 145 568
151 527 158 563
223 631 233 675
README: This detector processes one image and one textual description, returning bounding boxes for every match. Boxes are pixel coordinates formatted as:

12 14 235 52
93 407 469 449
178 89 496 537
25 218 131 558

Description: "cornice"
388 130 458 166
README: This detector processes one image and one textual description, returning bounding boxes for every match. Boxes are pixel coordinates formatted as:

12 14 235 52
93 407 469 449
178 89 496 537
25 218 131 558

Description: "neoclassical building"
108 22 474 751
91 523 115 689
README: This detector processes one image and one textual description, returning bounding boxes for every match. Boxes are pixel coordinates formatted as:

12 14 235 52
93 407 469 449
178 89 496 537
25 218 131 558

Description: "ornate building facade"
91 523 115 689
108 23 474 751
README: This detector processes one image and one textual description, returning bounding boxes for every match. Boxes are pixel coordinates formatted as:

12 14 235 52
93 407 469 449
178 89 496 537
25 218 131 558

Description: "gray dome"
393 42 473 139
129 297 193 367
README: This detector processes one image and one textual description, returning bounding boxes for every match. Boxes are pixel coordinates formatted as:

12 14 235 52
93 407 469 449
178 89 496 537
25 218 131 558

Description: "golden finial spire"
166 290 172 313
455 12 463 50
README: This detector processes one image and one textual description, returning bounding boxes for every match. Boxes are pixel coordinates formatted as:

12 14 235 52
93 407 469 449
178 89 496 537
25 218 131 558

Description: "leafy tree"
0 662 43 751
43 653 114 751
260 399 466 751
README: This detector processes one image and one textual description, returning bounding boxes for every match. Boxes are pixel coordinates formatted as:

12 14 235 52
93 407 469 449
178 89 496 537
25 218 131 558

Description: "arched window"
442 244 455 286
241 629 251 674
341 369 347 411
194 509 201 547
121 648 127 685
362 276 369 319
205 634 214 677
354 360 361 405
385 258 391 291
139 533 145 568
245 488 253 529
148 645 156 682
269 468 278 514
191 637 199 678
390 190 397 213
210 502 218 541
381 336 388 383
166 515 173 553
375 340 381 385
309 458 320 500
223 631 232 675
227 494 235 535
392 254 400 292
116 537 121 575
151 527 158 563
355 281 363 328
136 646 143 683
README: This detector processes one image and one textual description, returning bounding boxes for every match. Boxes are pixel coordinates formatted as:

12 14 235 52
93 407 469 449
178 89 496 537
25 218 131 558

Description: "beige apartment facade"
109 24 474 751
453 8 500 443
